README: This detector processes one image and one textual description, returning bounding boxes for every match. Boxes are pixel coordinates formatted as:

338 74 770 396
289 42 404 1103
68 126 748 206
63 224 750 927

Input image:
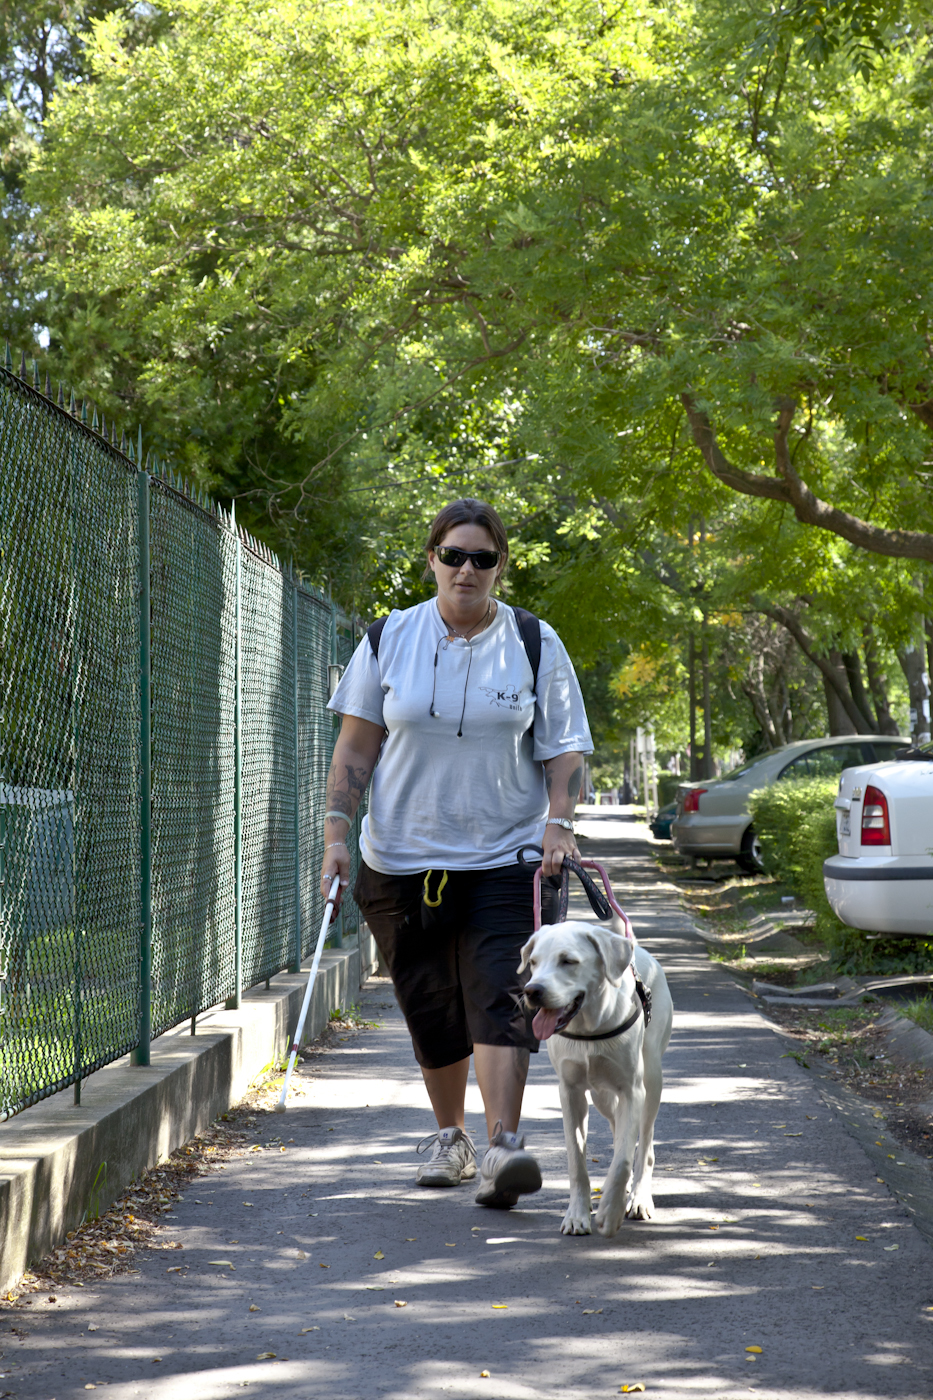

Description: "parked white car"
672 735 907 872
824 755 933 936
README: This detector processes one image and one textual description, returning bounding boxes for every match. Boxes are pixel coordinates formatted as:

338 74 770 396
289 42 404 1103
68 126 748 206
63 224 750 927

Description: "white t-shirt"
327 599 593 874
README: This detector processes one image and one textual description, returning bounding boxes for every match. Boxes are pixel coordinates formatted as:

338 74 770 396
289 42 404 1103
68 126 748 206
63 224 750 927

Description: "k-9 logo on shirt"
480 683 522 709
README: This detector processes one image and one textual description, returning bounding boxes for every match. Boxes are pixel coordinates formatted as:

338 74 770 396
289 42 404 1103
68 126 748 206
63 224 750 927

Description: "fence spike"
58 381 64 407
127 434 135 463
68 389 75 414
45 371 51 397
4 344 11 371
92 407 99 432
19 350 27 378
120 428 126 453
137 425 143 462
32 359 39 389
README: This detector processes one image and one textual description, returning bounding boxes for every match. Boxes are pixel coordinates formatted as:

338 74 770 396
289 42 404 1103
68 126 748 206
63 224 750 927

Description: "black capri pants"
353 860 560 1070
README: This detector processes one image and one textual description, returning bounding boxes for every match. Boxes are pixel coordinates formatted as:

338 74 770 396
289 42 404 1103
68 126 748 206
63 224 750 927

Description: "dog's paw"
560 1209 592 1236
625 1190 655 1221
594 1199 626 1237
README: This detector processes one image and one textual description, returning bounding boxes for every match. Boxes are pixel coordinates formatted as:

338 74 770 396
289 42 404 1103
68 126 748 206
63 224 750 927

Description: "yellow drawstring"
423 869 449 908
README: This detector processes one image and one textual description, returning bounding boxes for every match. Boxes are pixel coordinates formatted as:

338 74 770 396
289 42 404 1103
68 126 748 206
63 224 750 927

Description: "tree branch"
753 599 869 732
682 392 933 563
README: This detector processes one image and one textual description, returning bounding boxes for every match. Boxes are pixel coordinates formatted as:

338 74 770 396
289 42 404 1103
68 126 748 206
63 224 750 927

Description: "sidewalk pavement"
4 823 933 1400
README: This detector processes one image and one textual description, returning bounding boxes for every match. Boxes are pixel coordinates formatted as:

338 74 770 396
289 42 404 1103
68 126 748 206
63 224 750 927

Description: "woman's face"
427 523 505 615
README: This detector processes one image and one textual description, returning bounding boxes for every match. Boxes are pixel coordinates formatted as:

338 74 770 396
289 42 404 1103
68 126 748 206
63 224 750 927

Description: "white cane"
274 875 341 1113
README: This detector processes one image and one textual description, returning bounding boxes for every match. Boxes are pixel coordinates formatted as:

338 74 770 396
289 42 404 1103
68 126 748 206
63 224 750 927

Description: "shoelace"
416 1130 474 1158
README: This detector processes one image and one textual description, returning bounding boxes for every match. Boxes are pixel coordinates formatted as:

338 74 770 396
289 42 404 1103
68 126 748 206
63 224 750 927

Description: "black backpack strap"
367 615 389 659
512 606 541 690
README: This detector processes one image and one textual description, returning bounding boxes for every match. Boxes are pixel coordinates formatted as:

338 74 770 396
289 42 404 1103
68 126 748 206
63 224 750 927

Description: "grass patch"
903 995 933 1035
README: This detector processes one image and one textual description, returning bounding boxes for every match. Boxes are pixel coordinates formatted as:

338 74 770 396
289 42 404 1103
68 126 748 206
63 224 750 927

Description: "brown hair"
422 498 509 583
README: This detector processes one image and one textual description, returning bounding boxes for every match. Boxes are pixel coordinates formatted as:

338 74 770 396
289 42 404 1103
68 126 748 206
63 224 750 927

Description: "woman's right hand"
320 840 350 911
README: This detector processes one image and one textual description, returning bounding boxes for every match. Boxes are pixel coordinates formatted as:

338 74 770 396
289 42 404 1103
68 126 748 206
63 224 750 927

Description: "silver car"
671 735 908 872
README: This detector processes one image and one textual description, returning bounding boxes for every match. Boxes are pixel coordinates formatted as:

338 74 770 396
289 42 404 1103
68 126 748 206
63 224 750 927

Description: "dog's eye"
559 955 580 966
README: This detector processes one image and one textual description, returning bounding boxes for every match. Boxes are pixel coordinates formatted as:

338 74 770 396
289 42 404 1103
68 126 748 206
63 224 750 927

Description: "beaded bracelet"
325 841 348 851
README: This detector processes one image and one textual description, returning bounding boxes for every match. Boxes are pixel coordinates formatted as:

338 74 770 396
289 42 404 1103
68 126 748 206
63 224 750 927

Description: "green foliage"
903 995 933 1033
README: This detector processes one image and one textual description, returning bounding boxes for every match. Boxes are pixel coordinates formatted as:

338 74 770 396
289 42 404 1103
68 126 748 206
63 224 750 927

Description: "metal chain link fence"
0 358 364 1120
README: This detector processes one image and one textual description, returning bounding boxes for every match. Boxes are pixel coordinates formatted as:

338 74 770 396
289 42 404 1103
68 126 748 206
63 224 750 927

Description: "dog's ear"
518 933 538 974
584 927 634 986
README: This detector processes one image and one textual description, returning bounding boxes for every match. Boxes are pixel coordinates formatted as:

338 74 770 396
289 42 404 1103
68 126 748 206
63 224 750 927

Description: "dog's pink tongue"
532 1007 563 1041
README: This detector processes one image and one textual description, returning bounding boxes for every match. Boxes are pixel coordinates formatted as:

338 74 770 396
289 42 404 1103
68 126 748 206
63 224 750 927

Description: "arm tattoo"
545 772 553 794
325 757 371 821
568 765 583 801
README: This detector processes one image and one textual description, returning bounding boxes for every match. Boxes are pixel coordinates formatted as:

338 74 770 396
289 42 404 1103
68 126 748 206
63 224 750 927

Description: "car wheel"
737 826 764 874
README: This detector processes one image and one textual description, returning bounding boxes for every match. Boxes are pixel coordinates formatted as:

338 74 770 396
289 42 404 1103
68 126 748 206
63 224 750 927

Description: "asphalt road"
5 818 933 1400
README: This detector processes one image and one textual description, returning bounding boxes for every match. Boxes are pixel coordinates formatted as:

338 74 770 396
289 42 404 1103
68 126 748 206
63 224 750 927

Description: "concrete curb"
0 926 378 1295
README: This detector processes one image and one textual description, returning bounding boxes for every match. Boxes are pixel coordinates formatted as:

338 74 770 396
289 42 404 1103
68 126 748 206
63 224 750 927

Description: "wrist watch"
546 817 575 833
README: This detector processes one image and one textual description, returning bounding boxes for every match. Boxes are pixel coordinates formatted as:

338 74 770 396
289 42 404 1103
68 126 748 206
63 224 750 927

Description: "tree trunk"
863 627 901 735
688 632 700 780
822 669 859 735
897 644 931 743
701 623 714 779
841 650 878 731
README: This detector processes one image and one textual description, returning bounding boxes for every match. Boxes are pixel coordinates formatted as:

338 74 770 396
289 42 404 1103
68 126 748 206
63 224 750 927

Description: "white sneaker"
415 1127 477 1187
475 1125 542 1209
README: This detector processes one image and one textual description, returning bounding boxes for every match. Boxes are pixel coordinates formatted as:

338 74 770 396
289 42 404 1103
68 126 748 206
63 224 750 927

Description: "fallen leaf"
394 1300 407 1308
256 1352 276 1360
480 1371 490 1378
242 1203 254 1207
365 1285 385 1291
582 1309 603 1315
884 1244 899 1251
445 1243 456 1248
167 1266 184 1273
87 1324 99 1332
812 1286 824 1290
620 1386 646 1394
374 1250 385 1260
85 1387 96 1391
319 1264 330 1269
208 1260 235 1269
405 1238 417 1241
296 1251 308 1260
249 1304 261 1312
471 1227 482 1232
784 1133 802 1137
709 1226 718 1231
873 1110 884 1118
299 1327 320 1333
856 1237 867 1242
746 1346 762 1354
343 1314 356 1321
152 1357 162 1363
492 1304 508 1309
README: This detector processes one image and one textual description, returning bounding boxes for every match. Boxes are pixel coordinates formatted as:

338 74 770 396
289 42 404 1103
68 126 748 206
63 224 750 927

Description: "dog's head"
519 920 634 1040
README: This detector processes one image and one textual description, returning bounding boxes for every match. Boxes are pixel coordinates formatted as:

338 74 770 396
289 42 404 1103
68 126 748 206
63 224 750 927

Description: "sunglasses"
434 545 501 570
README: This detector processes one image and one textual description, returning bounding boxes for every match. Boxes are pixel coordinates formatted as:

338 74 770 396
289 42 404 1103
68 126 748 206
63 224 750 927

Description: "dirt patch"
765 1003 933 1163
1 1013 375 1310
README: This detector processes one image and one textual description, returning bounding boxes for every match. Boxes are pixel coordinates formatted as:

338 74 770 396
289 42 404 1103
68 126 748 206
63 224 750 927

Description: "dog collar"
555 975 652 1042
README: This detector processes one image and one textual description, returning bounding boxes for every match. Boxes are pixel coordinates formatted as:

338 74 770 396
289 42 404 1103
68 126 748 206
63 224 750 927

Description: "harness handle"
518 846 633 938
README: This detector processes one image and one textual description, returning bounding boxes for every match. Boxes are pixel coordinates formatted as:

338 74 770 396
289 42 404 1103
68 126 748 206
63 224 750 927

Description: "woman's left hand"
541 822 581 878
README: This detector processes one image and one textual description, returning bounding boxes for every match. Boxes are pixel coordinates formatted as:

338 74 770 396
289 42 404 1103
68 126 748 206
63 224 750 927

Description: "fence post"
227 507 243 1009
290 577 301 973
131 465 152 1067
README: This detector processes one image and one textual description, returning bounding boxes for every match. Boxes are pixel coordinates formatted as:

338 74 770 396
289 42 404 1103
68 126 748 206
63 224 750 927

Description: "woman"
320 499 592 1209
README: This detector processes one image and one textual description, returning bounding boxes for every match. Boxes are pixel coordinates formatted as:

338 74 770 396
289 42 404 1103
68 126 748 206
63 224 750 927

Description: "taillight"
860 785 890 846
683 788 707 813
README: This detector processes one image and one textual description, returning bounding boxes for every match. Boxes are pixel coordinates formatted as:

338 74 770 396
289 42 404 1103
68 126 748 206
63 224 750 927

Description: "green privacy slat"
0 364 350 1119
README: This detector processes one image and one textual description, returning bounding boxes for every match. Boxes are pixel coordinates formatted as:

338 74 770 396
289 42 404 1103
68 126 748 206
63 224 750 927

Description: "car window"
720 753 776 782
868 738 910 761
778 744 867 780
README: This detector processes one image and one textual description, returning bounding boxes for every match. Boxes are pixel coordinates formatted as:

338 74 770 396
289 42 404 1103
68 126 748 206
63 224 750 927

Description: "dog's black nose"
523 981 544 1006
